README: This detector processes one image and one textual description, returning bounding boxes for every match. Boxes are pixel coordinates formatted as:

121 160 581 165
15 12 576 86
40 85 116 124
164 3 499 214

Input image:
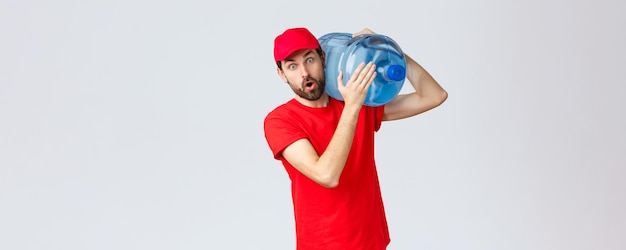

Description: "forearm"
405 54 446 99
314 105 361 188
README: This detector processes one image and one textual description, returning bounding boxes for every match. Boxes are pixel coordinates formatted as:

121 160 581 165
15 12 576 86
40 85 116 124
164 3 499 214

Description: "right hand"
352 28 376 37
337 61 377 108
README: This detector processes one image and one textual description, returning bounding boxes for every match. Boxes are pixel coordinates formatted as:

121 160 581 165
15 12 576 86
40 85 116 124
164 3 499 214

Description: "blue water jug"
318 32 406 107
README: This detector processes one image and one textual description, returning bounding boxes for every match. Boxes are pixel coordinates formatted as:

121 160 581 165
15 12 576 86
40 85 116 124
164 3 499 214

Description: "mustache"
301 76 324 88
302 76 315 86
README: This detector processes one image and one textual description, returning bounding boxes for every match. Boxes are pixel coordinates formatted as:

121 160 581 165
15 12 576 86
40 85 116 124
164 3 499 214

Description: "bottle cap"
387 65 406 81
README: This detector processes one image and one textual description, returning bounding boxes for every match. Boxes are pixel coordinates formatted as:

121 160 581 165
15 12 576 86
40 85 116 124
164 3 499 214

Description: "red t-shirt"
264 97 390 250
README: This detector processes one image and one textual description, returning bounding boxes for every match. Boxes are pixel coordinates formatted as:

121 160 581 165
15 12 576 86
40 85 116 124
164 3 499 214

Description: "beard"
289 75 326 101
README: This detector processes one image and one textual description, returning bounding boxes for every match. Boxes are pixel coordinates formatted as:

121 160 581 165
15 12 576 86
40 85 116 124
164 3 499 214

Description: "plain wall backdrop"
1 0 625 249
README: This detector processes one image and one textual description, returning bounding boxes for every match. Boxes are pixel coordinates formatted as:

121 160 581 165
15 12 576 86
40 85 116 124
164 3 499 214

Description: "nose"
299 65 310 79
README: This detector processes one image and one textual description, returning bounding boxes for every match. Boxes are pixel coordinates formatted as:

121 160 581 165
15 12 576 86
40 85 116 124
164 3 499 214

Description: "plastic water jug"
318 32 406 107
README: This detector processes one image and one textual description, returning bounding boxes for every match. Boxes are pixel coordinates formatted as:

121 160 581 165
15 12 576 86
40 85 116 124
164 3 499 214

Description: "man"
263 27 447 250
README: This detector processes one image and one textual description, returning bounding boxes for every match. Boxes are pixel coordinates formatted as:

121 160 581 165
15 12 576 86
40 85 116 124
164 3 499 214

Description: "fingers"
336 61 377 106
362 66 376 89
349 62 376 90
347 62 367 84
352 28 375 37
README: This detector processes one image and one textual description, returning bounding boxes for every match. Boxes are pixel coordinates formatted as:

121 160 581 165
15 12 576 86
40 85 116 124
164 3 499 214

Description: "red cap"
274 27 320 62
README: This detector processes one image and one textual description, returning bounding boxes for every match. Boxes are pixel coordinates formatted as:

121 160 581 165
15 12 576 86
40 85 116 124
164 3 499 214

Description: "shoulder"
264 99 301 131
265 100 295 121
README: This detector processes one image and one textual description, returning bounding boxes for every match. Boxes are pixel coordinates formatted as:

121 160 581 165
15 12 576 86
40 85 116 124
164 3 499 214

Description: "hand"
352 28 376 37
337 61 377 108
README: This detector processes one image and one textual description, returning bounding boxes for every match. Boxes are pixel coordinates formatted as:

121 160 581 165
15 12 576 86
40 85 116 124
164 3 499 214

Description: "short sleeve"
373 105 385 132
264 111 307 160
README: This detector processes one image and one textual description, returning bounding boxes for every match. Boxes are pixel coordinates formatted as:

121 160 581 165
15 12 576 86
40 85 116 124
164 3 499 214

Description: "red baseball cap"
274 27 320 62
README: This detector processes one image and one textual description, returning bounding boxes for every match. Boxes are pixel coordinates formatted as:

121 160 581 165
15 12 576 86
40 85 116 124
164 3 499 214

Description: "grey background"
1 0 625 249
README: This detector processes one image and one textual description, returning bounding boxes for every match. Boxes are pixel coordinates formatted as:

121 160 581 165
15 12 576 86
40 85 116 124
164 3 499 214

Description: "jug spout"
380 64 406 82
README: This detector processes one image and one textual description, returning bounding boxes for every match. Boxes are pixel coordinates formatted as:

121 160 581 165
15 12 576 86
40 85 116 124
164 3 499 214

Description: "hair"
276 48 324 70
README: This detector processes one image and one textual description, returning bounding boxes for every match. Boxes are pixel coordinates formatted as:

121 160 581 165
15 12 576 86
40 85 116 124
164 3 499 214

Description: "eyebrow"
302 50 315 58
284 50 316 63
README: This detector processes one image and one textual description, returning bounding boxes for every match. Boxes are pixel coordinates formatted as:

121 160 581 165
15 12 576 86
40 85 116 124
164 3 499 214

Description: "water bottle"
319 32 406 107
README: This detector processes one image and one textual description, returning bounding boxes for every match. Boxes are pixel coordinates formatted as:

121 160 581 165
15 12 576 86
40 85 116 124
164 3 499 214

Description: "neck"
295 94 330 108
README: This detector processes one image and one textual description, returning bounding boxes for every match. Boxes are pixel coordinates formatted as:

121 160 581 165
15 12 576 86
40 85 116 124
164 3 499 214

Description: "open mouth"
304 81 315 90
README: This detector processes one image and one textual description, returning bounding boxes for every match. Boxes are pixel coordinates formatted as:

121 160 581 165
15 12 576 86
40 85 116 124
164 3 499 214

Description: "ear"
276 67 288 83
321 51 326 68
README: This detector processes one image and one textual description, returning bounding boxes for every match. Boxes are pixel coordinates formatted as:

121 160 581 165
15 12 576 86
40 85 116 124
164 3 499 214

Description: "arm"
353 28 447 121
382 54 448 121
282 62 377 188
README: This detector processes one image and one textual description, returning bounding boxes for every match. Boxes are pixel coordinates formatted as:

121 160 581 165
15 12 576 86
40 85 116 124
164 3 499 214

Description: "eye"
306 57 314 63
288 64 297 70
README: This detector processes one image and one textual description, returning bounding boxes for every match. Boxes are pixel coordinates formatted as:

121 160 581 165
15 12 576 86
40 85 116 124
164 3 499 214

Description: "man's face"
279 49 326 101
